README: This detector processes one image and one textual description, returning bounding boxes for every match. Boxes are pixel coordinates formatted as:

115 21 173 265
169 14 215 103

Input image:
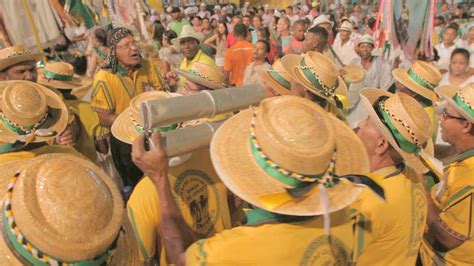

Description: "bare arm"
224 70 230 86
132 133 197 266
424 192 464 251
96 111 118 128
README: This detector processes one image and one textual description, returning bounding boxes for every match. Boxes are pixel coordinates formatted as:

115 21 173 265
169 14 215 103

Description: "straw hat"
312 15 334 28
37 61 92 91
210 95 378 216
436 84 474 123
392 60 442 102
342 64 365 83
0 45 43 72
175 63 226 90
0 154 138 265
112 91 177 144
338 21 353 32
360 88 434 172
257 60 293 96
0 81 68 144
171 25 204 46
281 52 348 105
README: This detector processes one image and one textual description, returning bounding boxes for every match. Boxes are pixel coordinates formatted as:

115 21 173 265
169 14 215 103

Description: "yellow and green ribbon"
453 93 474 117
43 69 73 81
407 69 434 91
268 71 291 90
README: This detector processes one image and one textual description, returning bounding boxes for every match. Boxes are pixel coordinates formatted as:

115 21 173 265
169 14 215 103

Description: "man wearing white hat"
332 20 358 66
197 3 210 19
420 84 474 265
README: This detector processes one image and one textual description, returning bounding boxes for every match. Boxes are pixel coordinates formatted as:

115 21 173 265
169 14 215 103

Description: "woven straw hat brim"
436 85 474 123
176 69 226 90
392 68 437 102
0 157 139 265
0 82 68 143
257 70 292 96
210 107 369 216
111 106 137 144
170 32 204 47
359 88 430 172
0 53 43 72
37 74 91 90
342 64 365 83
281 54 347 103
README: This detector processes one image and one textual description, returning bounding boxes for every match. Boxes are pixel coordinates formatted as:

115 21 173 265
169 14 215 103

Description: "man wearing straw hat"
131 96 384 265
0 45 79 147
419 84 474 265
111 89 235 264
90 27 164 190
0 80 80 164
353 89 435 265
0 154 139 264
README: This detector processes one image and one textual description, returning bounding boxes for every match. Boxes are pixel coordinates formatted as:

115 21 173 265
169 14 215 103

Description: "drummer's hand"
55 123 78 146
165 71 179 87
339 69 347 77
132 132 169 180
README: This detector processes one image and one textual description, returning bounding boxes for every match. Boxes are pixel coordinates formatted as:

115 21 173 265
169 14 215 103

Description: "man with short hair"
302 26 328 53
251 15 263 44
420 84 474 265
169 7 190 38
223 23 254 86
283 19 305 55
354 89 430 265
351 35 393 89
91 27 164 191
285 5 299 25
435 24 460 73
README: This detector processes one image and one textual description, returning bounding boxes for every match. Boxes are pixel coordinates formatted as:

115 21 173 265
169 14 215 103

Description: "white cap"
200 3 206 7
166 6 173 13
214 5 221 10
338 21 352 32
274 10 282 18
312 15 334 28
302 5 309 13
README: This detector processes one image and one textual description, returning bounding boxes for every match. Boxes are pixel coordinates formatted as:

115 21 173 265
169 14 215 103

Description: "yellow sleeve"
127 177 160 262
90 72 115 113
439 188 474 241
148 60 164 91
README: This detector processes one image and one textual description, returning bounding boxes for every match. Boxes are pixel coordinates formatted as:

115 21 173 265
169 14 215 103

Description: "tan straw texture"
37 61 91 90
392 60 442 101
176 63 226 90
0 45 43 71
436 83 474 123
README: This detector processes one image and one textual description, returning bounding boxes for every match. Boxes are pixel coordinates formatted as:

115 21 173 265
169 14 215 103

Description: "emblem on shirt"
173 169 221 236
408 182 427 256
300 235 349 266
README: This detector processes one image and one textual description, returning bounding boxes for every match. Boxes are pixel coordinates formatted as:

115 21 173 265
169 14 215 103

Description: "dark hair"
217 22 229 42
292 19 306 30
253 15 262 22
451 47 470 62
233 23 248 38
256 39 271 54
152 23 166 41
243 14 251 19
308 26 329 43
368 17 376 30
163 30 178 42
257 27 270 41
95 28 107 46
286 6 293 11
446 22 459 32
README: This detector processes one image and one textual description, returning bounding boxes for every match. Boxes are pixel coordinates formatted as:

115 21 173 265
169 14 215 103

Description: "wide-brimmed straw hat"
171 25 204 46
436 84 474 123
175 63 226 90
338 20 352 32
37 61 92 91
281 52 348 106
112 91 178 144
257 59 293 96
210 95 385 216
0 81 68 144
342 64 365 83
360 88 434 172
0 46 43 71
392 60 442 102
0 154 138 265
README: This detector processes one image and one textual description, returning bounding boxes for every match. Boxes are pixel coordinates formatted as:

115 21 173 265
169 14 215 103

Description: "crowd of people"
0 0 473 265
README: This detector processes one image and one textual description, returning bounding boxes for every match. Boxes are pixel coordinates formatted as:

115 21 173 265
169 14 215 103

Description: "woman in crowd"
439 48 474 87
158 30 183 75
257 27 277 64
243 40 271 85
85 27 108 77
204 22 229 68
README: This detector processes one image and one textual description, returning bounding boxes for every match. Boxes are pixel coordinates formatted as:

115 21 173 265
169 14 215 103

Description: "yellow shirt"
185 207 354 265
90 59 164 116
424 106 438 140
0 144 81 164
178 50 215 89
352 165 427 266
420 150 474 266
127 148 232 264
67 99 101 163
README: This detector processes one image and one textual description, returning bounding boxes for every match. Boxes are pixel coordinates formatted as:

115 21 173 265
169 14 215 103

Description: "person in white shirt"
197 3 210 19
285 6 300 26
439 48 474 87
435 24 460 73
332 20 359 66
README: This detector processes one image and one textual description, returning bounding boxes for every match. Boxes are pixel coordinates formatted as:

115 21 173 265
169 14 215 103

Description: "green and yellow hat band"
268 71 291 90
453 93 474 118
407 69 435 91
43 69 73 81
